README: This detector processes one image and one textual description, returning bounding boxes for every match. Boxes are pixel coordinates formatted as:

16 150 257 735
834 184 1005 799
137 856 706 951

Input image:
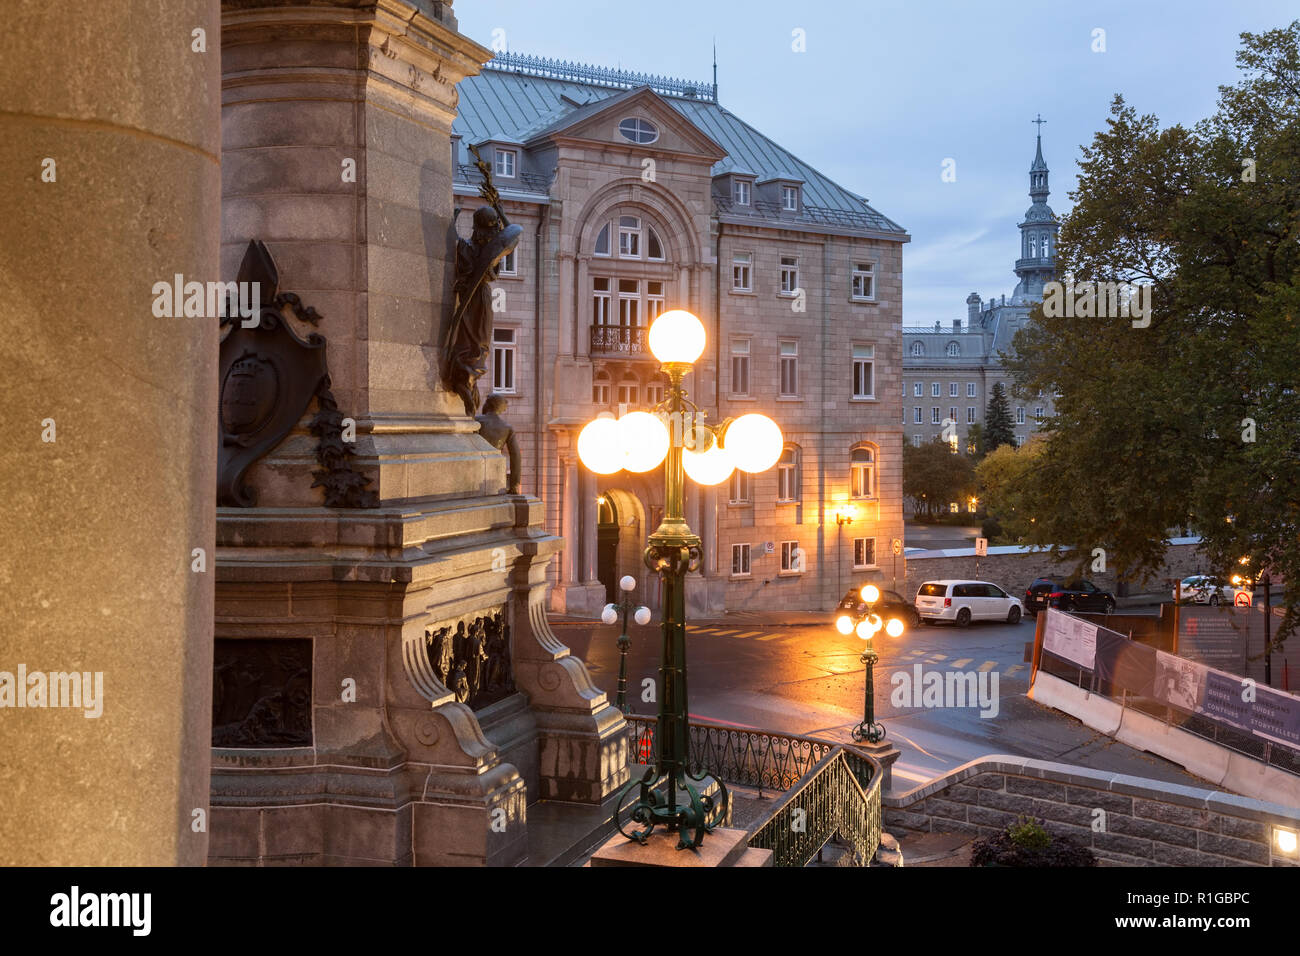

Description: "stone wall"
884 755 1300 867
902 540 1207 600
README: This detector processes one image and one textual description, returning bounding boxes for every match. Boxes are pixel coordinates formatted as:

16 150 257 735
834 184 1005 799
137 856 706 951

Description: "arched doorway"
596 496 620 603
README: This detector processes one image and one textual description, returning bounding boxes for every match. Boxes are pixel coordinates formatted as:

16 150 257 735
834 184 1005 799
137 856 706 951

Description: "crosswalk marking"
732 630 763 639
906 649 926 658
710 629 738 636
756 632 786 641
952 658 973 668
929 654 947 661
977 660 997 672
1006 665 1025 675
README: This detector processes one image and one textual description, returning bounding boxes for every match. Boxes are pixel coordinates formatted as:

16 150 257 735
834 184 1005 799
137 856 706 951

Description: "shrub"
970 816 1096 867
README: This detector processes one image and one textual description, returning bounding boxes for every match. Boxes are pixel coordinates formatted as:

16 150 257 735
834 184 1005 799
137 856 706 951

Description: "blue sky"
455 0 1296 328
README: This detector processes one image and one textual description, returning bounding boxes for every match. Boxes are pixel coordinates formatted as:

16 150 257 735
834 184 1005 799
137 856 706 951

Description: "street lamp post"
601 575 651 714
835 584 906 745
577 308 784 850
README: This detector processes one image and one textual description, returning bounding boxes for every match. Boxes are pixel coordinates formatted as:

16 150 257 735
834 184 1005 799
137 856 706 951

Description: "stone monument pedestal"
589 827 772 867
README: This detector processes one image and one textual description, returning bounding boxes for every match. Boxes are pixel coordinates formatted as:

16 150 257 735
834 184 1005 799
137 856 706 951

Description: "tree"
974 438 1045 543
984 383 1015 452
965 422 986 459
903 439 977 518
1003 21 1300 641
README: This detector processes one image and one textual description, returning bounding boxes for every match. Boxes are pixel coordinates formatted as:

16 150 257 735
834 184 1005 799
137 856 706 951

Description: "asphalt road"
554 612 1206 795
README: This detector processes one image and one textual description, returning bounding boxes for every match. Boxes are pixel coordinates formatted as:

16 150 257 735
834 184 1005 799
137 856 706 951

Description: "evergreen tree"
984 383 1015 451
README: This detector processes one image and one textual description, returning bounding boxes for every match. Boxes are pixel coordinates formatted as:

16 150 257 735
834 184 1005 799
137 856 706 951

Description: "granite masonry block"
1005 776 1069 802
1197 832 1270 865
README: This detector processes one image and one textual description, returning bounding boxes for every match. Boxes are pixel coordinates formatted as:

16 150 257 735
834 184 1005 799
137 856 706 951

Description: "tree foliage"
974 438 1045 543
984 383 1016 452
1004 22 1300 641
903 439 977 517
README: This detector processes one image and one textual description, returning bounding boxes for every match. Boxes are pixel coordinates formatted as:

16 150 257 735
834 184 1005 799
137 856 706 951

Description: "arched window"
594 223 610 257
946 341 960 357
777 445 800 503
647 225 664 260
1029 235 1038 258
850 445 877 499
909 341 924 357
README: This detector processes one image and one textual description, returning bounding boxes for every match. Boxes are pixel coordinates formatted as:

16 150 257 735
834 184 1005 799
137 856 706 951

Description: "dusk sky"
456 0 1296 328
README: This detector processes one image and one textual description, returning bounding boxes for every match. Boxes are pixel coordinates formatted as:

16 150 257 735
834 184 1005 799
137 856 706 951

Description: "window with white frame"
949 406 957 422
967 406 977 423
851 446 876 498
646 281 665 322
618 117 659 144
732 252 752 291
1034 406 1044 421
592 374 610 405
910 341 924 357
777 447 799 502
592 277 611 325
913 383 923 397
617 379 637 406
731 543 751 576
1014 434 1025 447
931 383 940 397
495 149 517 178
780 540 802 572
729 469 750 504
646 380 665 407
946 341 960 357
852 345 874 399
647 226 665 261
499 248 517 276
618 279 640 327
492 327 516 393
779 256 799 295
618 216 641 258
731 339 750 396
594 223 611 257
913 407 922 423
931 407 941 424
949 382 959 397
781 185 799 211
967 382 977 397
852 537 876 569
734 179 751 206
779 341 798 396
1016 407 1026 424
851 262 874 300
911 434 922 447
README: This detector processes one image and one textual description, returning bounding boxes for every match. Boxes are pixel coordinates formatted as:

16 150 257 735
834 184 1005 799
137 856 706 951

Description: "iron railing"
590 324 650 357
625 716 882 867
486 51 717 102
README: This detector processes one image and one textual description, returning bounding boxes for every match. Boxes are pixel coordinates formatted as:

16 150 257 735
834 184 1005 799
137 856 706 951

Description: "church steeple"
1013 115 1057 302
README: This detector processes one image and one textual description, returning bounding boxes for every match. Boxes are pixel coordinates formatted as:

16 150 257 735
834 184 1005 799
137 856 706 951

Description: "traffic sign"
892 538 902 556
1234 590 1252 607
975 537 988 557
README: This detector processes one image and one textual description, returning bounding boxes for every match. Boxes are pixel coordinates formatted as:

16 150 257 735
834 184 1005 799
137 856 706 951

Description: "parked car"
914 580 1025 626
837 587 921 629
1024 577 1115 616
1175 575 1244 606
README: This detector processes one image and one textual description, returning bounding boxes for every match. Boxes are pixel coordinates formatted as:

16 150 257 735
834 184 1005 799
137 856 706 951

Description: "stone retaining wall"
884 754 1300 867
901 541 1206 599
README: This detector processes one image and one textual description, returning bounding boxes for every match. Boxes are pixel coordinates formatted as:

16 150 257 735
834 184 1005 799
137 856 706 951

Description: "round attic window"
618 117 659 145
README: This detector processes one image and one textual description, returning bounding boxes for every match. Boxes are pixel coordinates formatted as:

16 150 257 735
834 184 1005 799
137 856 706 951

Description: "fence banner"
1153 649 1207 713
1043 608 1098 670
1252 685 1300 749
1178 605 1251 674
1094 628 1156 697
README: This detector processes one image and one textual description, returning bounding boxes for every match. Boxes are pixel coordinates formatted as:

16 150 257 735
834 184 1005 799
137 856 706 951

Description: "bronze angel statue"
444 145 523 416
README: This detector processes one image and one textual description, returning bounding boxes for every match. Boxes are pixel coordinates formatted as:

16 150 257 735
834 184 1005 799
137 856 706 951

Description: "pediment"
524 86 727 163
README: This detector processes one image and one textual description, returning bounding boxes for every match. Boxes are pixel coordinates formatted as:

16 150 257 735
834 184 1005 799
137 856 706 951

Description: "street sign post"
975 537 987 577
891 537 902 592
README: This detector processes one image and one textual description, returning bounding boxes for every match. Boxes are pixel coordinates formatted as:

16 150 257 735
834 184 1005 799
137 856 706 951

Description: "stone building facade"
903 131 1059 466
454 53 910 614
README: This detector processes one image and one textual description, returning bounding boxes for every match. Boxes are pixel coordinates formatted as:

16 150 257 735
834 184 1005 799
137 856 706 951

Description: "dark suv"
838 587 921 629
1024 577 1116 616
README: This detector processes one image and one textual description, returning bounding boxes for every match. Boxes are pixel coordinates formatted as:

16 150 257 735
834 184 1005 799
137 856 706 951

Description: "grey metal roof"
454 56 906 237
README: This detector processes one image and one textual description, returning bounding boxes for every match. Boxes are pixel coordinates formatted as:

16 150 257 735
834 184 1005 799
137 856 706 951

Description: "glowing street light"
833 585 906 745
577 307 784 850
601 575 651 714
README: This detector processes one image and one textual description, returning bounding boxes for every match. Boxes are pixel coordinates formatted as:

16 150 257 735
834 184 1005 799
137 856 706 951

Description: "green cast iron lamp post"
835 584 906 744
578 308 783 849
601 574 651 714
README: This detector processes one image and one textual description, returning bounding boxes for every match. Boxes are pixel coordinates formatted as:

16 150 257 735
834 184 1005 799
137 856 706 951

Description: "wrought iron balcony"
590 323 651 357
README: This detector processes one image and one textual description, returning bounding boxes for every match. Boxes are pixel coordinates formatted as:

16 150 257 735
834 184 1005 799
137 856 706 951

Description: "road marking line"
978 661 997 672
709 629 738 636
952 658 973 668
732 631 763 639
756 632 785 641
906 649 926 658
1006 665 1025 675
929 654 947 661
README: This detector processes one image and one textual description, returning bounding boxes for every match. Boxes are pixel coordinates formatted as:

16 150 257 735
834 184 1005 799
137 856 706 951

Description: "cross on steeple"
1032 114 1046 133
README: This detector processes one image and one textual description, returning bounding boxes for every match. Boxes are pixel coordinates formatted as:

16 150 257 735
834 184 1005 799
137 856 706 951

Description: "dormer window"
495 148 517 179
781 185 799 211
734 180 751 206
618 117 658 145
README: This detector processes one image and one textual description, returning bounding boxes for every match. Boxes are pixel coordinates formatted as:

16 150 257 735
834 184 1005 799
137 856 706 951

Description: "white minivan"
915 580 1025 626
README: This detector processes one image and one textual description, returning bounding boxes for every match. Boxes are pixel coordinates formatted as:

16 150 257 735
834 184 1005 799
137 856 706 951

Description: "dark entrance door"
597 496 619 604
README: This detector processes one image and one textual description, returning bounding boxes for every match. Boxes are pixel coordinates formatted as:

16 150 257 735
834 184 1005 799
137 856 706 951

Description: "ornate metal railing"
625 716 882 867
590 324 650 357
747 747 882 868
486 51 717 102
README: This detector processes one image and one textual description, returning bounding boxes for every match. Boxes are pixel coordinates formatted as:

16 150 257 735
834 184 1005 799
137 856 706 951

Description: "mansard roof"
454 52 907 237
